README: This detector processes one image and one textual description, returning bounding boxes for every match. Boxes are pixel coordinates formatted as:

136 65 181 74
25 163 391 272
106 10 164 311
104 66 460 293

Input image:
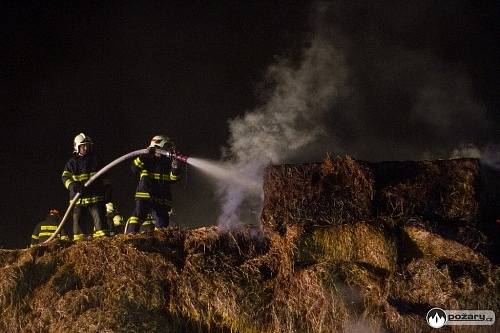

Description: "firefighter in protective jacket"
125 135 181 233
105 202 124 235
139 213 157 233
61 133 112 240
30 209 69 246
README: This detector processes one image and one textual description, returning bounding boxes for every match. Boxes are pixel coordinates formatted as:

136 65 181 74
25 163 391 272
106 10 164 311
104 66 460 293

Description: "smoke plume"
217 10 347 228
217 1 497 228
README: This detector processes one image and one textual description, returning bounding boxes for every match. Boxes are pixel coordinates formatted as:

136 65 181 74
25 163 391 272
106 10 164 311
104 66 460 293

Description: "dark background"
1 1 498 248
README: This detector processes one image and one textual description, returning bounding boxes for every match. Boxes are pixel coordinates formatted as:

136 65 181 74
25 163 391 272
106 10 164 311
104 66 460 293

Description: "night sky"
2 1 498 248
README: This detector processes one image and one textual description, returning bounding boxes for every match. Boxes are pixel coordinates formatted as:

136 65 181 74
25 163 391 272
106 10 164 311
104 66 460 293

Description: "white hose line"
44 148 152 243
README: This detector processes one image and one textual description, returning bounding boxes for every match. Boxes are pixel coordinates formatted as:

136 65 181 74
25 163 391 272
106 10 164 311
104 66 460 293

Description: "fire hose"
44 148 188 243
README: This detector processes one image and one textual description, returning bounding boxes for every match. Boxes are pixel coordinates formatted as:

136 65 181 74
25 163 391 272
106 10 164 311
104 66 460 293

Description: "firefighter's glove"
171 158 178 170
113 215 123 226
147 147 157 155
106 202 114 214
71 182 84 193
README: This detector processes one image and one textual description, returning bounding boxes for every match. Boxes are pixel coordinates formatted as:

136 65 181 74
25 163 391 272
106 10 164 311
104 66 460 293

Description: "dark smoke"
314 0 498 161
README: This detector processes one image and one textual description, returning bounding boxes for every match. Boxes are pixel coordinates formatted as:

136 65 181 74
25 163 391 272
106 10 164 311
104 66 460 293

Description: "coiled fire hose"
44 148 188 243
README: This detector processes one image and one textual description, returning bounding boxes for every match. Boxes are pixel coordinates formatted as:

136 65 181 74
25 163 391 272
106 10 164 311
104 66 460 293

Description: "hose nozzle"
170 151 189 163
157 149 189 163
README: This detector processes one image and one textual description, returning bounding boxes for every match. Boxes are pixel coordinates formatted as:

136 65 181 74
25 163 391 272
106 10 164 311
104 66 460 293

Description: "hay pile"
373 159 480 223
0 227 387 333
0 155 499 332
262 155 374 232
295 222 397 272
259 154 499 332
0 233 184 332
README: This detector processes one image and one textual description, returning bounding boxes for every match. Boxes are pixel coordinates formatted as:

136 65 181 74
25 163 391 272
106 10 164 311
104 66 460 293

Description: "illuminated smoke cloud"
480 144 500 170
216 2 495 229
217 12 348 229
450 143 482 159
449 143 500 171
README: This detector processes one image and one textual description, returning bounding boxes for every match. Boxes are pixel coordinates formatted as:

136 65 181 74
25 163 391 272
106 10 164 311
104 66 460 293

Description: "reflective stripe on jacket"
131 154 180 205
30 215 69 246
62 153 111 206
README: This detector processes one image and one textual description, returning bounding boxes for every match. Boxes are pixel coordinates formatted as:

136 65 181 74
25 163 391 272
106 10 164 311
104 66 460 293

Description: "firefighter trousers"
125 199 171 233
72 203 106 240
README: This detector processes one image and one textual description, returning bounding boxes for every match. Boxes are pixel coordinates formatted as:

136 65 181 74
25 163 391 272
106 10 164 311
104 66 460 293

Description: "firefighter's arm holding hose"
62 161 84 197
169 148 183 182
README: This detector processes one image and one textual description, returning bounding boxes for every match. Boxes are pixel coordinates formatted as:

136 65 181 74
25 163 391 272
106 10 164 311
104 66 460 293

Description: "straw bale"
268 264 353 333
0 232 193 332
296 222 397 272
382 303 431 333
0 249 22 267
167 226 278 332
374 159 479 223
184 225 268 262
336 262 388 306
390 257 499 312
262 223 301 278
262 154 374 231
168 257 243 330
152 225 275 332
184 226 220 255
403 225 486 264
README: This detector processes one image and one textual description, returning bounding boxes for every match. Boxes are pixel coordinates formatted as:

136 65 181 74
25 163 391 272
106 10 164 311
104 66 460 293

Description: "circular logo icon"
427 308 446 328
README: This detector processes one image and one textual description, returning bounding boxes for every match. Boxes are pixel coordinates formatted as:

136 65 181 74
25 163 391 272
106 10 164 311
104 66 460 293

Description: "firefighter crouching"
139 213 157 233
105 202 124 235
62 133 112 241
125 135 181 233
30 209 70 246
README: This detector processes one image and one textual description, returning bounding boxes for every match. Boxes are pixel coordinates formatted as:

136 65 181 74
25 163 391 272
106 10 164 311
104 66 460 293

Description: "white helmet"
73 133 93 152
149 135 174 150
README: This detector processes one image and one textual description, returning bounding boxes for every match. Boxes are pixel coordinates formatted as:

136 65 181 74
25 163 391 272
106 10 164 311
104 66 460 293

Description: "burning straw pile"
0 155 498 332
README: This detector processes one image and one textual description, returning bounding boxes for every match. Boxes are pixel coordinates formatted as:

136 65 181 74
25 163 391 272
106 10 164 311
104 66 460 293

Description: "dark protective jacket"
61 152 111 206
139 214 156 232
131 154 180 206
30 214 69 246
107 210 124 235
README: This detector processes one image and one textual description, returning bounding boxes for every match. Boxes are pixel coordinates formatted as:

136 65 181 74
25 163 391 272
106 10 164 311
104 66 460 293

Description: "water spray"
187 158 261 194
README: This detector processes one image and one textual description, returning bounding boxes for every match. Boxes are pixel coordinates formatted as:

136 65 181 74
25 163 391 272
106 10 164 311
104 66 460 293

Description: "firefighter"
105 202 124 235
139 209 176 232
62 133 112 241
125 135 181 233
139 213 156 233
30 209 70 246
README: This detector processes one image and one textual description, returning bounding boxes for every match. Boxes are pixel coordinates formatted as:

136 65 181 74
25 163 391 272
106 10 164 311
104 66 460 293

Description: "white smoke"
217 14 348 229
450 143 482 159
449 143 500 170
479 144 500 170
215 2 495 229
